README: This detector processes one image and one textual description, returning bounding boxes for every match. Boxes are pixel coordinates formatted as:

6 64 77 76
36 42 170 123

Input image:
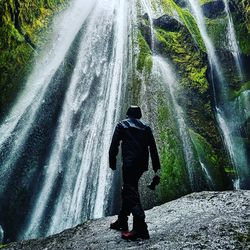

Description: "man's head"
126 105 142 119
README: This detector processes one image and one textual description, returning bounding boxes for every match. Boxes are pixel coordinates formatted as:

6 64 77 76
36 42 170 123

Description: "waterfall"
138 1 207 191
223 0 243 79
140 0 156 51
152 56 197 190
0 226 3 244
187 0 225 97
186 0 249 188
200 162 215 190
0 0 135 241
23 0 134 239
0 0 96 185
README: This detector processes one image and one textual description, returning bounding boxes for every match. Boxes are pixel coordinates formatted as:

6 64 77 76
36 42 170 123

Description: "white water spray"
223 0 243 79
187 0 249 188
0 0 96 184
21 0 133 239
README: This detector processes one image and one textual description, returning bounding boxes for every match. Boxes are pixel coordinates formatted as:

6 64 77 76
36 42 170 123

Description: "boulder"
202 0 225 19
153 14 183 32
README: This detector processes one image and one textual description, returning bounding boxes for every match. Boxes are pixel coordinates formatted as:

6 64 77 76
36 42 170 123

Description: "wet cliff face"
0 0 68 119
132 0 250 203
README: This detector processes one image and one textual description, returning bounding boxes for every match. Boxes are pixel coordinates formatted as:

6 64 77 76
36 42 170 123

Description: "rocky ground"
2 190 250 250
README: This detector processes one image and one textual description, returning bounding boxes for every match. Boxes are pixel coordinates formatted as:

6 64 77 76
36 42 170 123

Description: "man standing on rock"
109 105 161 240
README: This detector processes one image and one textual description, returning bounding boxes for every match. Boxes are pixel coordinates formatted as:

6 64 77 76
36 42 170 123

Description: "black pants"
119 168 147 232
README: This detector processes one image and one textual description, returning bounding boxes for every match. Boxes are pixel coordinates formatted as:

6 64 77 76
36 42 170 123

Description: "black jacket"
109 118 161 172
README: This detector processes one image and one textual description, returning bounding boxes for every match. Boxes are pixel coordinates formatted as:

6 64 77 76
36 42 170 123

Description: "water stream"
186 0 249 189
0 0 135 241
223 0 243 79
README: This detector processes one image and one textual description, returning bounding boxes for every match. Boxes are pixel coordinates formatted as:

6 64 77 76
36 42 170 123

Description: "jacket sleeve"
148 127 161 172
109 123 123 170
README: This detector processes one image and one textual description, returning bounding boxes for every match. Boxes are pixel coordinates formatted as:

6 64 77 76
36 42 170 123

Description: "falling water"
0 0 96 185
223 0 243 79
0 0 248 243
140 0 156 51
152 56 197 190
0 0 135 241
200 162 215 190
0 226 3 243
187 0 225 95
186 0 249 188
23 0 133 239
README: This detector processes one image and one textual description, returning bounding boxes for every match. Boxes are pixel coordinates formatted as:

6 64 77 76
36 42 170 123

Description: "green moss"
199 0 213 5
224 167 236 174
0 0 68 118
137 31 152 72
206 17 228 49
161 0 205 51
235 23 250 55
178 9 206 51
186 62 208 94
231 0 250 55
0 245 8 249
189 129 230 188
155 28 208 93
229 81 250 100
130 74 142 105
129 30 153 104
189 129 219 166
156 95 191 202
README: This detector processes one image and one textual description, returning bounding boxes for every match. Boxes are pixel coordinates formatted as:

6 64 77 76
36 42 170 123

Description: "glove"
147 175 160 190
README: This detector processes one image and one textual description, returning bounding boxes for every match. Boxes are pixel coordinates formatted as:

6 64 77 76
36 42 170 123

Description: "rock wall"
130 0 250 204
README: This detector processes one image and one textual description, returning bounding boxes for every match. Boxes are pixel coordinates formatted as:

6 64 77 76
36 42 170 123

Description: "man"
109 105 161 240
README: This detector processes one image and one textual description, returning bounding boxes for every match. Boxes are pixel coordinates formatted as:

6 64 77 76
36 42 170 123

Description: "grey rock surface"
3 190 250 250
153 15 183 32
202 0 225 19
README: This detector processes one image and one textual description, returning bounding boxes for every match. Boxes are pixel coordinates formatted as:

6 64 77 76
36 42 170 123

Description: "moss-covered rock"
206 16 228 49
230 0 250 55
189 129 230 189
137 31 152 73
202 0 225 19
137 2 233 197
234 81 250 98
162 0 206 51
156 94 191 202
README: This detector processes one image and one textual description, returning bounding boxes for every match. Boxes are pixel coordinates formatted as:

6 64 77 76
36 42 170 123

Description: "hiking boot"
110 219 128 231
121 230 150 241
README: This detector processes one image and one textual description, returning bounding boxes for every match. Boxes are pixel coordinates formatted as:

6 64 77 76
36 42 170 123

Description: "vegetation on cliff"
134 0 243 201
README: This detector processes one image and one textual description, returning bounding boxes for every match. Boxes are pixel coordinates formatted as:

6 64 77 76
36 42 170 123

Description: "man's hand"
110 166 116 171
